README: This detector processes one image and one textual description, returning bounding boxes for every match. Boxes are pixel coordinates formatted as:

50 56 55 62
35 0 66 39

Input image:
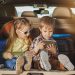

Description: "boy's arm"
29 37 45 56
29 42 38 55
29 38 40 55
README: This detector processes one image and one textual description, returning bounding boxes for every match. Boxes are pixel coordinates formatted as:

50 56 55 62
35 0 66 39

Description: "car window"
71 8 75 14
15 6 39 16
15 6 56 17
15 5 75 18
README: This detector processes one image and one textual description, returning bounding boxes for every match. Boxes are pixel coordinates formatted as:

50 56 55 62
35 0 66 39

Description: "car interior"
0 0 75 75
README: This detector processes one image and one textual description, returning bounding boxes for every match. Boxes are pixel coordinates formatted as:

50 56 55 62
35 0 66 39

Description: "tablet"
43 40 56 45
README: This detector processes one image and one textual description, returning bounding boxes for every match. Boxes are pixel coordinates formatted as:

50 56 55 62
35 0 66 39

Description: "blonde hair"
39 16 55 28
5 18 31 51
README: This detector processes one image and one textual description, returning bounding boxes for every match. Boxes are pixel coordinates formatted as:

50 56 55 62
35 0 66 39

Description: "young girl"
3 18 33 74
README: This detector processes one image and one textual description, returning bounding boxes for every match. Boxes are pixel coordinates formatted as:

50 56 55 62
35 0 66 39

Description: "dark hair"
39 16 55 28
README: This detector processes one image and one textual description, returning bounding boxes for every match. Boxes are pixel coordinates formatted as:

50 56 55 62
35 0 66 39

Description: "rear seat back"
52 7 75 57
21 11 40 40
21 11 39 28
52 7 72 18
52 7 72 33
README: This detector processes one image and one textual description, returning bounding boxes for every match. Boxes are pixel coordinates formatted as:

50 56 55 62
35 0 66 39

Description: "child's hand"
34 41 45 53
37 41 45 50
8 52 13 59
3 52 13 59
46 44 56 54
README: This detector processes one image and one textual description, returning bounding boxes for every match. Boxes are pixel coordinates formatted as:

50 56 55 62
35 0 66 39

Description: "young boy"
30 16 74 71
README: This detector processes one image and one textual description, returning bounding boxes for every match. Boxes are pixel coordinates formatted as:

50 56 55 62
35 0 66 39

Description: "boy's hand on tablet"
46 44 56 54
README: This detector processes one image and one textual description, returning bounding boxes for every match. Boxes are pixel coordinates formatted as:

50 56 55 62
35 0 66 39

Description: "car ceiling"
0 0 75 7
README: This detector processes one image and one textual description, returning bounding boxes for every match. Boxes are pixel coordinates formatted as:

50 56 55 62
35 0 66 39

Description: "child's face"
16 24 30 39
40 25 53 40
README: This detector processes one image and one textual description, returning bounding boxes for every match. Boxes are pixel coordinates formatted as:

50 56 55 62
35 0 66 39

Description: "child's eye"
24 31 28 34
49 31 51 32
24 30 30 34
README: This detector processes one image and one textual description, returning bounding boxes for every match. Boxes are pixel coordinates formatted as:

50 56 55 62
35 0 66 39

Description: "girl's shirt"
11 38 30 57
4 38 31 58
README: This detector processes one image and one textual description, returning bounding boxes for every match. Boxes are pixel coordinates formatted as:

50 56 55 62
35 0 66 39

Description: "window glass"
15 6 56 17
15 6 75 17
71 8 75 14
15 6 39 16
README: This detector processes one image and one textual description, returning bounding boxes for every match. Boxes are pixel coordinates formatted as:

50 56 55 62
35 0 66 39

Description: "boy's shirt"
30 34 58 60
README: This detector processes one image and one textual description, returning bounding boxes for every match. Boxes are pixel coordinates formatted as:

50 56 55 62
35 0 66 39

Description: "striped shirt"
30 34 58 60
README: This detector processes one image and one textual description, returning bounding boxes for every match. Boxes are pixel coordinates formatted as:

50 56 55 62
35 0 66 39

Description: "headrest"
21 11 37 17
41 10 49 14
52 7 72 18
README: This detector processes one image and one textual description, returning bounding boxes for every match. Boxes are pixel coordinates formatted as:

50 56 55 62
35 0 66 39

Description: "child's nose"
48 32 50 36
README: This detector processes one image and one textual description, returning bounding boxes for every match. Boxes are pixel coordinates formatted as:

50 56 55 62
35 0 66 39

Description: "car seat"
52 7 75 65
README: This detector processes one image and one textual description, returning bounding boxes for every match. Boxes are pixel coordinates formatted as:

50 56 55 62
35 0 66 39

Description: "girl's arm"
3 46 13 59
3 52 13 59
